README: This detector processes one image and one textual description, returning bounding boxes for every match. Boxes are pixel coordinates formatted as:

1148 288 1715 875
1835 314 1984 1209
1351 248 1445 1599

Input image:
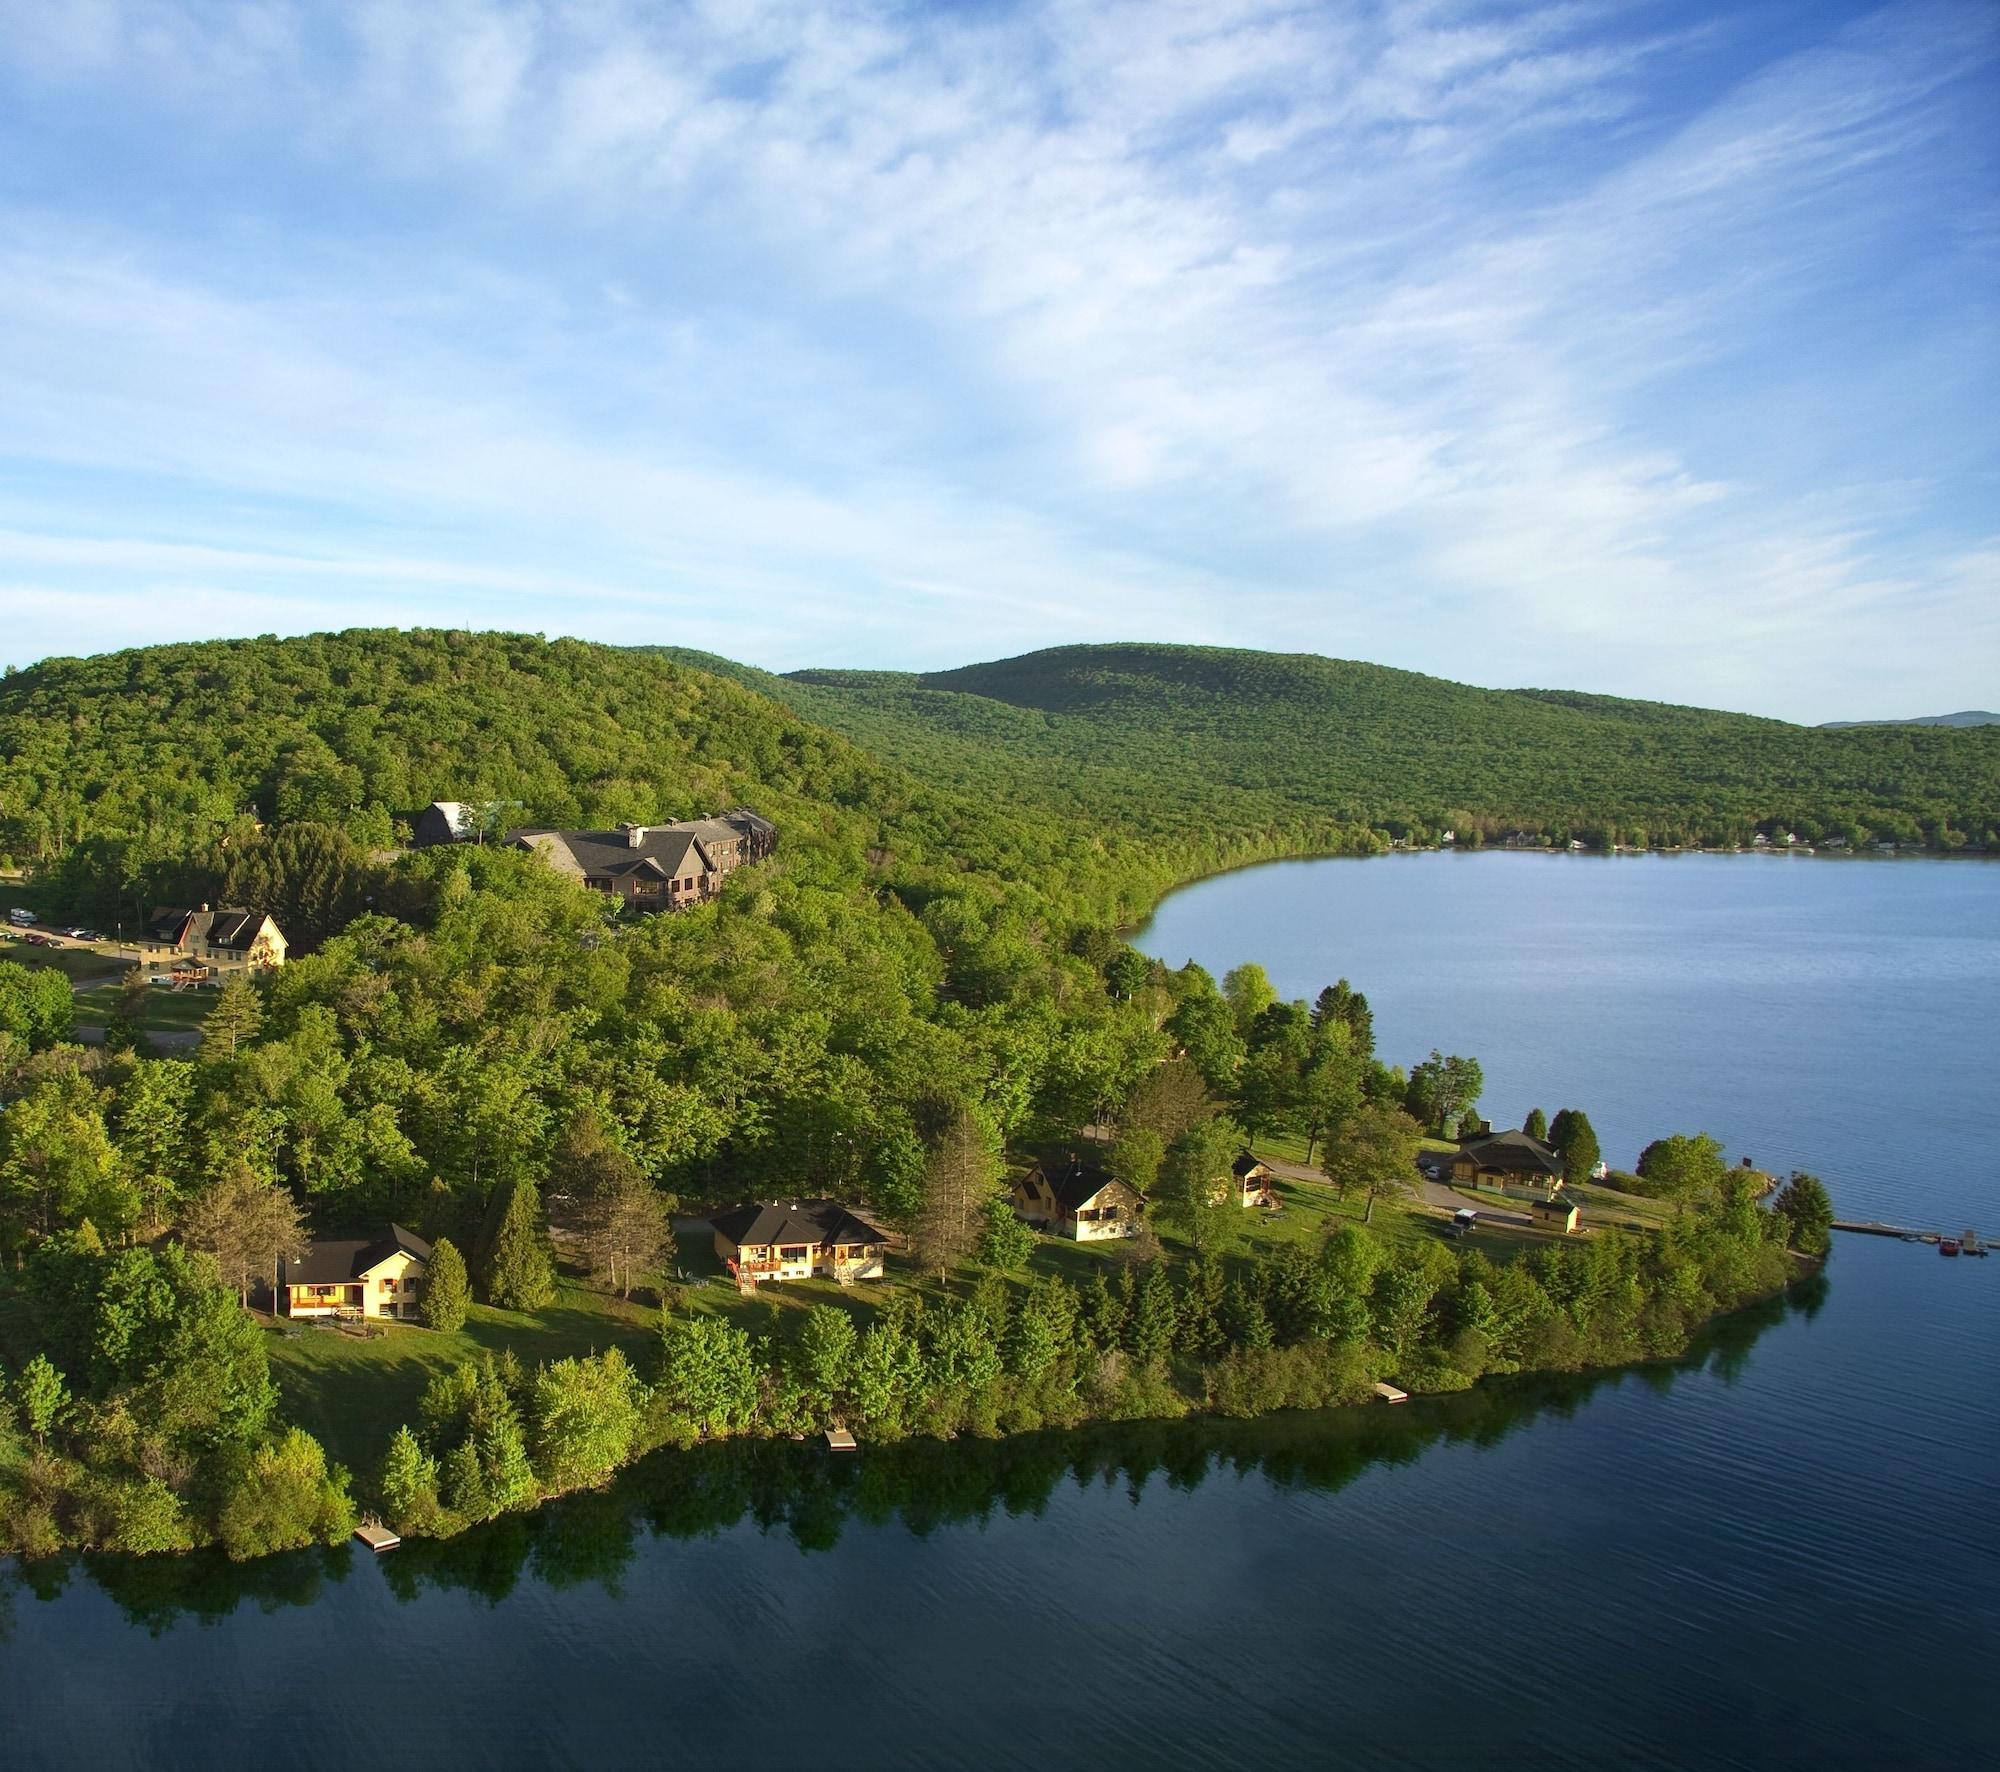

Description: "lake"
4 852 1997 1769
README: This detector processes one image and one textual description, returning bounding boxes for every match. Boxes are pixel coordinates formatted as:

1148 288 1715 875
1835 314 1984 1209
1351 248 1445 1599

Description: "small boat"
1939 1238 1960 1257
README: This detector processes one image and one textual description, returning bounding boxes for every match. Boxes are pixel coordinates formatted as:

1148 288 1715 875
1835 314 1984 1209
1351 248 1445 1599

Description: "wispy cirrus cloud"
0 0 1993 718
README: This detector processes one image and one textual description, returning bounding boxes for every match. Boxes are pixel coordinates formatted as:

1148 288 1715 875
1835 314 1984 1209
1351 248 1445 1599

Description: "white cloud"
0 0 1993 718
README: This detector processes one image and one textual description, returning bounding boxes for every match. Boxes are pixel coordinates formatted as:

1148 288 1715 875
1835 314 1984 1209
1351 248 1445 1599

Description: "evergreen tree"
178 1163 305 1305
977 1193 1035 1272
419 1235 471 1331
1524 1107 1549 1142
201 975 264 1061
1548 1109 1602 1188
478 1178 556 1311
14 1352 69 1443
1772 1171 1835 1257
1125 1262 1178 1366
913 1103 1000 1281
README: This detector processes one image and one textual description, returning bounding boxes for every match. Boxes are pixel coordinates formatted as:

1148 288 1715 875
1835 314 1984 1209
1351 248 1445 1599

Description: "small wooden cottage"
710 1200 891 1290
1012 1159 1146 1242
280 1225 431 1320
1531 1195 1581 1234
1228 1151 1277 1209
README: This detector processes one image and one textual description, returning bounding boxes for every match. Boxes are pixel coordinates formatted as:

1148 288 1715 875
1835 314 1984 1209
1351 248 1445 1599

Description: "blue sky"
0 0 1993 722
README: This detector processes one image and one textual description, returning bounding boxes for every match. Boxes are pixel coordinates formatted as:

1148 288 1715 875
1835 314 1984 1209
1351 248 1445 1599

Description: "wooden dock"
825 1428 858 1452
353 1523 401 1553
1834 1220 1990 1253
1373 1382 1409 1404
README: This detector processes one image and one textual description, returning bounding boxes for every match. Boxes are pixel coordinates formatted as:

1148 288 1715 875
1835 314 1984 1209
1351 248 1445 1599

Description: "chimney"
622 823 647 849
199 902 210 913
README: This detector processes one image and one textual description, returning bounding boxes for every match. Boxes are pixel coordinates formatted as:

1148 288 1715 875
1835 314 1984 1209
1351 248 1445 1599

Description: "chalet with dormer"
1012 1158 1146 1242
148 905 288 969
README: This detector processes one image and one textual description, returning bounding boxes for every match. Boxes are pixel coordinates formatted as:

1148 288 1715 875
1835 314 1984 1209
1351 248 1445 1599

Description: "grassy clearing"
72 979 216 1034
266 1282 658 1478
0 936 125 983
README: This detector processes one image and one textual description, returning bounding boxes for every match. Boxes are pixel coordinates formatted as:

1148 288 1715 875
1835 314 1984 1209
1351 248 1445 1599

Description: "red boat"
1939 1238 1960 1257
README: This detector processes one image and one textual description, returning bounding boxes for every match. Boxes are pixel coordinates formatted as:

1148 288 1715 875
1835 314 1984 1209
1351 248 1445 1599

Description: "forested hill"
0 630 1177 930
734 643 2000 851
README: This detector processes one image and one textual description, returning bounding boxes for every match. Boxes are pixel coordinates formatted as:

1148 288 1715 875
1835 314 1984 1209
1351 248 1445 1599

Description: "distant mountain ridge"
1820 711 1999 729
654 641 2000 852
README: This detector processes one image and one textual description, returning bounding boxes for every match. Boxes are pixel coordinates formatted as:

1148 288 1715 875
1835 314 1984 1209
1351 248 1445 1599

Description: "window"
780 1244 809 1261
380 1277 395 1291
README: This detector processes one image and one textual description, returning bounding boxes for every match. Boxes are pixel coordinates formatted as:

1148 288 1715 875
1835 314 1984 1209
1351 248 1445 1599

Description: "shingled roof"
710 1199 891 1249
1028 1158 1140 1212
280 1224 432 1288
1456 1129 1563 1178
148 905 275 951
510 826 713 882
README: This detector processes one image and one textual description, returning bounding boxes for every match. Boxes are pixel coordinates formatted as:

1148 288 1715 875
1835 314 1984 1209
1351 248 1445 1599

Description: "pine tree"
1125 1262 1178 1366
419 1236 471 1331
178 1163 305 1305
201 974 264 1061
913 1104 1000 1281
1772 1171 1834 1257
1549 1109 1602 1188
478 1179 556 1311
1524 1107 1549 1142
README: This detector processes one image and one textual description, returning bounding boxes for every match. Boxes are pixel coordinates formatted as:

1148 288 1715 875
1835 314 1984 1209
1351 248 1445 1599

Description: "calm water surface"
3 853 1995 1770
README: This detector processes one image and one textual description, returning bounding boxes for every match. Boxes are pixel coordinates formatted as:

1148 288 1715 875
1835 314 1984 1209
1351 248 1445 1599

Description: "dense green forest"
0 628 1847 1559
666 641 2000 851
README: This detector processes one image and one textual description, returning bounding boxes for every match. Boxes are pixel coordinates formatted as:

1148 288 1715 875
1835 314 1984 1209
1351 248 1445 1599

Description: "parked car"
73 928 104 942
60 926 90 939
6 907 37 927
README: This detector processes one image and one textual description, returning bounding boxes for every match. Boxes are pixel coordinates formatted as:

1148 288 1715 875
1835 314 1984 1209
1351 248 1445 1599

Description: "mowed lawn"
267 1282 659 1479
72 978 217 1034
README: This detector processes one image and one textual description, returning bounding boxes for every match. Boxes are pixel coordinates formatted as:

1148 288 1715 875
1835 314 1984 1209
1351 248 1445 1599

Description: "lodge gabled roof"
1456 1129 1563 1178
280 1223 432 1288
710 1199 891 1250
509 827 713 882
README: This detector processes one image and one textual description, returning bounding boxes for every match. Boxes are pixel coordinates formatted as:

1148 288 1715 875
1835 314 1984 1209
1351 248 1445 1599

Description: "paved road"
1415 1174 1531 1226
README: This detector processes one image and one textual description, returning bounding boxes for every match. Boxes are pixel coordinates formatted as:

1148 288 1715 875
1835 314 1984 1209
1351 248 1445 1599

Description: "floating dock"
1373 1383 1409 1404
1834 1220 1991 1254
353 1523 401 1553
825 1428 858 1452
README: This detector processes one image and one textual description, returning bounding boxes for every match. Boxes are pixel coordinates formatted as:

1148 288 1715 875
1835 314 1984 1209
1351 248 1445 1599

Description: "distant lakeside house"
1012 1158 1147 1241
1450 1129 1565 1200
279 1225 431 1320
711 1200 891 1291
147 904 288 970
499 809 777 912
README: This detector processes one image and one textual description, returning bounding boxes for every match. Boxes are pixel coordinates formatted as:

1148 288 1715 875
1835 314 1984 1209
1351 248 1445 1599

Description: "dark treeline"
2 1273 1819 1636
